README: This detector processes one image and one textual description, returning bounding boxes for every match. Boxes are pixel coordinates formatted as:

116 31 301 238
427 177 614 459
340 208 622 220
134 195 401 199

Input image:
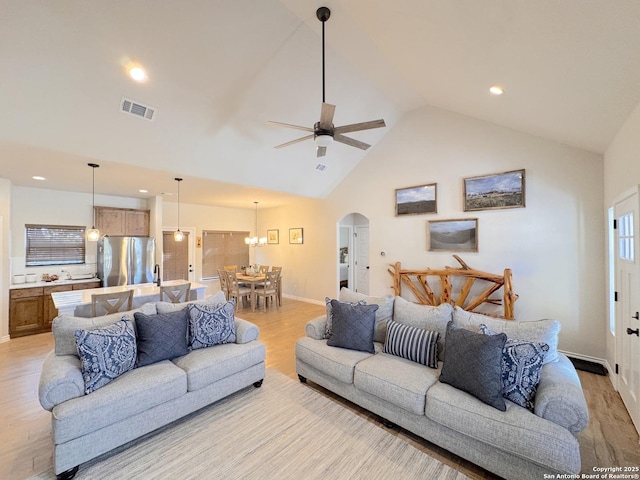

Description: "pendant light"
86 163 100 242
174 178 184 242
245 201 267 247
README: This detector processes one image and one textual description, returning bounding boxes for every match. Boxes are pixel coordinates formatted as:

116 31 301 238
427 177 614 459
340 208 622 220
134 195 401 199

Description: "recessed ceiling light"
139 189 148 193
129 66 147 82
32 176 46 181
489 85 504 96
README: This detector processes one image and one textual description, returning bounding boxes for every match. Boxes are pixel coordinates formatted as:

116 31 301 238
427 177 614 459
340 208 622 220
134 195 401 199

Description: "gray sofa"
295 289 589 480
39 291 266 479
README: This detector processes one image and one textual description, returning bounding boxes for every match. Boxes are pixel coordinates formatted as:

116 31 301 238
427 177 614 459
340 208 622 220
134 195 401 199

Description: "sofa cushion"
338 288 394 343
171 342 266 392
324 296 366 339
133 309 190 367
327 300 379 353
383 320 439 368
51 359 186 444
453 306 560 363
155 290 227 314
186 300 236 349
295 336 373 384
354 353 439 415
439 322 507 411
54 302 157 356
393 296 452 360
74 317 137 394
480 323 549 411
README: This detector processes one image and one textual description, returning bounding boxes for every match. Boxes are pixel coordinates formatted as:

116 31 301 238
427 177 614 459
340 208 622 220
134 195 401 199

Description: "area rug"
32 370 469 480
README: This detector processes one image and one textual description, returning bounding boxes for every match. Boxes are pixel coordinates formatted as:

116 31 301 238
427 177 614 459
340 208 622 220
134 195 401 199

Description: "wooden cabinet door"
95 207 125 236
125 210 150 236
10 288 44 337
73 281 101 290
43 285 73 327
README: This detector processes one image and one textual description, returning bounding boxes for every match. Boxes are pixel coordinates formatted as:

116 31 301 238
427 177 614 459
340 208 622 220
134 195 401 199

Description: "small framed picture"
464 169 525 211
267 229 279 244
428 219 478 252
395 183 437 216
289 227 303 244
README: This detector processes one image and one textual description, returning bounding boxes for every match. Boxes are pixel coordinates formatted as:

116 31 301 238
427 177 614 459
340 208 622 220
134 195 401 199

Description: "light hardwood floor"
1 298 638 479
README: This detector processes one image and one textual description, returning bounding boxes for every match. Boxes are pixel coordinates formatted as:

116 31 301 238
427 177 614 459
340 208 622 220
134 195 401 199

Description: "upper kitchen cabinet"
95 207 150 236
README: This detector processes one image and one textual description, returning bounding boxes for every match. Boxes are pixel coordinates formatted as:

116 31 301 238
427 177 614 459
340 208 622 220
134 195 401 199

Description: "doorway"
337 213 370 295
162 229 194 282
614 185 640 433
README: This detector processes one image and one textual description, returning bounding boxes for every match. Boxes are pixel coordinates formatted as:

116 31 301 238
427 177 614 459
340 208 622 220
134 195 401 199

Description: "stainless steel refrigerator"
97 236 156 287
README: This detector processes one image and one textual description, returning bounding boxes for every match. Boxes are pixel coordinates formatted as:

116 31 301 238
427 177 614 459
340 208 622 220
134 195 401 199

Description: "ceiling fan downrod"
317 7 331 104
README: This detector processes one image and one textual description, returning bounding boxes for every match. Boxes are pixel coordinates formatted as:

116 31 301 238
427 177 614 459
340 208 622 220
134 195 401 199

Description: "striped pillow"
383 320 440 368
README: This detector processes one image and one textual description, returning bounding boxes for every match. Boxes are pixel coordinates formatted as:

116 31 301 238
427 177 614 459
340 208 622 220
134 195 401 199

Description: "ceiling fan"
267 6 386 158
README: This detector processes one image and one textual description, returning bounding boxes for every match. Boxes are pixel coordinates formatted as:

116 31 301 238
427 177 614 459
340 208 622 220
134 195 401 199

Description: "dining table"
235 273 282 311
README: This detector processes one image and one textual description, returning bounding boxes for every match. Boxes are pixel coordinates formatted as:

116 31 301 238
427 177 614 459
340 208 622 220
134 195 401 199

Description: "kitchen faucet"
153 264 161 286
60 270 72 280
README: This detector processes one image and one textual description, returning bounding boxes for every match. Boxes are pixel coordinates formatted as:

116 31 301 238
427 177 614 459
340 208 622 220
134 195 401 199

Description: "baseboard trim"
0 334 10 344
559 349 608 375
282 294 325 306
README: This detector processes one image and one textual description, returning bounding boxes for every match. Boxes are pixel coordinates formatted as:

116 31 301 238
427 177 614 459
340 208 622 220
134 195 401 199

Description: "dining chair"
91 290 134 317
217 269 230 300
227 271 251 311
259 265 269 274
223 265 238 272
159 283 191 303
255 271 280 312
271 266 283 305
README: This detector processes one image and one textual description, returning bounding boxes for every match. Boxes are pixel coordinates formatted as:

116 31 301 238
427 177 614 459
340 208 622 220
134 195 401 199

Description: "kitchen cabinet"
95 207 150 236
9 281 101 338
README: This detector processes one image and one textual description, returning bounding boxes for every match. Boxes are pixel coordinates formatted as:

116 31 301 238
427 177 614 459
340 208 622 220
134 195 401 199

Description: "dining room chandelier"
86 163 100 241
174 177 184 242
245 201 267 247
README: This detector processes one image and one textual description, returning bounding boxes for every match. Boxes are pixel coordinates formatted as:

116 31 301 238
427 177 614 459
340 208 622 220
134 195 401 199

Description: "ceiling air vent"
120 97 156 121
315 163 328 172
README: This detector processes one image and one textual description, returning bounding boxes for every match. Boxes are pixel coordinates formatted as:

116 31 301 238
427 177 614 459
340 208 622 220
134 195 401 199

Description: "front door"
615 186 640 433
355 225 369 294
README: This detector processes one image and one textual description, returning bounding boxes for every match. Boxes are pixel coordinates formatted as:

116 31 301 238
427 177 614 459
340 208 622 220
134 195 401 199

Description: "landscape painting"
428 219 478 252
395 183 437 216
464 169 525 211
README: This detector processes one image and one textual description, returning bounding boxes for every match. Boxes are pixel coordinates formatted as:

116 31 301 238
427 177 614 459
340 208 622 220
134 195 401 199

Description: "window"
618 212 634 261
202 230 249 279
25 224 86 266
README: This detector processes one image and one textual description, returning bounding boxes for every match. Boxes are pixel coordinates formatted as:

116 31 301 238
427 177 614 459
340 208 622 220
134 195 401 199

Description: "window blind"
25 224 86 266
202 230 249 279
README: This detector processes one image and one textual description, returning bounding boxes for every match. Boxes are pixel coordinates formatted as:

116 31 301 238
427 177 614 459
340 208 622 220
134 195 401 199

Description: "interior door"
355 225 369 294
614 186 640 433
163 231 190 281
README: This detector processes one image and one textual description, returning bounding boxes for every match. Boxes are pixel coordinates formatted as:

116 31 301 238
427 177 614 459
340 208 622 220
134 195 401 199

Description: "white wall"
0 179 11 341
258 104 606 359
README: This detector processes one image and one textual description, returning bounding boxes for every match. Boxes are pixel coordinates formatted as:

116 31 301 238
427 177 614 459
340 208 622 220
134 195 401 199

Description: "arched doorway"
337 213 370 295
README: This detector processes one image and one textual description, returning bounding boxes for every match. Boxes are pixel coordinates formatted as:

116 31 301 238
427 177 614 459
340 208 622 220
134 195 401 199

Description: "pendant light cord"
175 178 182 230
321 17 325 103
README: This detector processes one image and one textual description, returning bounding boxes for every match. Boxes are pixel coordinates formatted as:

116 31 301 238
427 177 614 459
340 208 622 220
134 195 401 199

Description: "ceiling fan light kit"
267 6 385 158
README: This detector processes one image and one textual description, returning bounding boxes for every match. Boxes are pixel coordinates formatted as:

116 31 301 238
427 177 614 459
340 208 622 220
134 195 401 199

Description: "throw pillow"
326 300 379 353
133 309 190 367
324 296 366 339
75 316 137 394
439 321 507 411
187 300 236 349
338 288 394 343
383 320 440 368
480 323 549 411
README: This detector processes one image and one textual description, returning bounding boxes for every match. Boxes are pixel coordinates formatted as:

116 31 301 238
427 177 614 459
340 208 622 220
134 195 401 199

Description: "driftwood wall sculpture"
388 255 518 319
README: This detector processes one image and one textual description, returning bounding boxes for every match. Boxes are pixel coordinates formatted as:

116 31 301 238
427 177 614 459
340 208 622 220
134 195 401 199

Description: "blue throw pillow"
383 320 440 368
75 316 137 394
326 300 379 353
324 297 366 339
480 323 549 411
187 301 236 349
133 309 190 367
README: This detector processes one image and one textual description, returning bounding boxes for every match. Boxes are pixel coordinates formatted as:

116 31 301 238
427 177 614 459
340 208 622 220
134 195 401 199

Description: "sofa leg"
381 418 396 429
253 379 263 388
298 374 307 383
56 466 79 480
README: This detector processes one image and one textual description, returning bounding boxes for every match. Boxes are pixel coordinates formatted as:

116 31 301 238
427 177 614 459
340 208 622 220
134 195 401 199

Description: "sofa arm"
38 351 85 411
534 353 589 434
235 317 260 344
305 315 327 340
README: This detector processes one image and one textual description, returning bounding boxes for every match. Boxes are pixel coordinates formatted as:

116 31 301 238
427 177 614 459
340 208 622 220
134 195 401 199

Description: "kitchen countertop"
9 277 100 290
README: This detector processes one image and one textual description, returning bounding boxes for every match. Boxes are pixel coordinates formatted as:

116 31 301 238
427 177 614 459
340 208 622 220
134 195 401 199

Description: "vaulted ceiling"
2 1 640 208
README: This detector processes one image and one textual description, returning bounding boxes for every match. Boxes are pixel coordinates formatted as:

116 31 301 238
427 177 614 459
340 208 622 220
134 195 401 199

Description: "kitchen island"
52 280 207 317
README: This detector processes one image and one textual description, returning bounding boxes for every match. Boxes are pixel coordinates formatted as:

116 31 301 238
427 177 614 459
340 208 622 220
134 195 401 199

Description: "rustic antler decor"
388 255 518 319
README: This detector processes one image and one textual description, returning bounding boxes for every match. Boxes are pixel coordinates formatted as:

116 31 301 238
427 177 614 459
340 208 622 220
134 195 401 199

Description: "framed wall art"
267 229 279 244
427 218 478 252
463 169 525 211
395 183 437 216
289 227 304 244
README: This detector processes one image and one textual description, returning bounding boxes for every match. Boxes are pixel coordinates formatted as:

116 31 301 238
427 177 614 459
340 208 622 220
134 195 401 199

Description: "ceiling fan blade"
266 120 314 133
274 134 314 149
319 103 336 129
333 119 386 135
317 146 327 157
334 134 371 150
